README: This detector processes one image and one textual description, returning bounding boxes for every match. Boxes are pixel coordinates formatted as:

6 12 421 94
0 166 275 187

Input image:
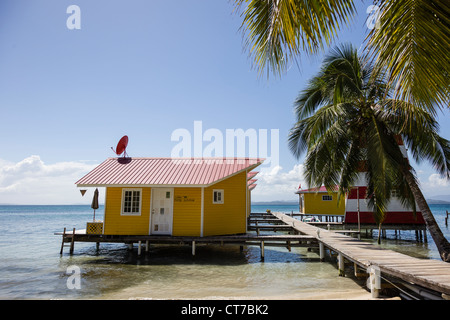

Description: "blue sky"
0 0 449 204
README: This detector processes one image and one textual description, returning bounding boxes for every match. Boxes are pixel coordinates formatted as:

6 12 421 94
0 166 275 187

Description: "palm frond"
235 0 356 76
382 100 450 178
367 0 450 112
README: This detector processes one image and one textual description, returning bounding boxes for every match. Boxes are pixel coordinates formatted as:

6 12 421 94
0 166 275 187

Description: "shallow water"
90 245 368 300
0 204 448 299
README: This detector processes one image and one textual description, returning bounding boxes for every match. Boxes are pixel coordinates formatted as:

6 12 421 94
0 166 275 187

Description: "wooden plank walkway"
270 211 450 297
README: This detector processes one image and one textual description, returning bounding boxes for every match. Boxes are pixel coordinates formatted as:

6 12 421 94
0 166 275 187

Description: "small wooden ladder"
60 227 76 255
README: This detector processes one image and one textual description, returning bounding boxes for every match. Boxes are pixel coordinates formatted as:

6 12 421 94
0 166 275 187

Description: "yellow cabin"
76 157 263 237
296 186 345 216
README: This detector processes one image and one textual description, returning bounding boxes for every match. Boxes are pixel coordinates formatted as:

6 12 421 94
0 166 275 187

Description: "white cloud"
251 164 305 201
427 173 449 187
0 155 99 204
415 172 450 199
0 156 305 204
251 164 450 202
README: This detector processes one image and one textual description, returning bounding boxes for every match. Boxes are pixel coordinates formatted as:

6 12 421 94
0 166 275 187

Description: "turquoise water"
0 204 449 299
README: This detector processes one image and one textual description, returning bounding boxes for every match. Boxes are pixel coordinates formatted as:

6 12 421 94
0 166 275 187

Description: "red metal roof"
76 157 264 187
247 171 259 180
248 184 257 191
295 185 339 194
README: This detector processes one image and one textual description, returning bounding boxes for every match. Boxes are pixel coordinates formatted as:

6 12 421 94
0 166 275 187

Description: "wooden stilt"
369 266 381 298
338 253 345 277
145 240 149 252
260 241 265 260
96 242 100 251
423 229 428 243
138 241 142 256
319 242 325 261
192 240 196 256
60 227 66 255
69 228 75 255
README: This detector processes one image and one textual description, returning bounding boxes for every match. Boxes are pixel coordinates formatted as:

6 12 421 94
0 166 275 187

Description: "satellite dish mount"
111 135 129 158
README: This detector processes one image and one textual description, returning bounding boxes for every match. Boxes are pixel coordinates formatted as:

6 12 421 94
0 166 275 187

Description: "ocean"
0 204 449 300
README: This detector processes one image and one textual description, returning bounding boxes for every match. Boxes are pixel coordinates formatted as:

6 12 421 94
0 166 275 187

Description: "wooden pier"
268 211 450 299
56 228 317 259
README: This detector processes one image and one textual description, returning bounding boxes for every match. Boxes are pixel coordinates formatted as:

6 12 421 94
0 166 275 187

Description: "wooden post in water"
260 241 265 260
70 228 75 255
60 227 66 255
446 210 449 227
368 266 381 298
338 253 345 276
138 241 142 256
319 242 325 261
192 241 196 256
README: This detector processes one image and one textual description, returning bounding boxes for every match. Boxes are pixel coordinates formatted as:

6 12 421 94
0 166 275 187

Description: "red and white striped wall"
344 136 425 225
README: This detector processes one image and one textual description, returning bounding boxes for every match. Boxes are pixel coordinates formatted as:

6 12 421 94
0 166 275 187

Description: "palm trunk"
377 223 382 244
404 169 450 262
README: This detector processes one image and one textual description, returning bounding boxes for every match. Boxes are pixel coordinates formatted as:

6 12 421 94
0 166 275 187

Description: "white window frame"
212 189 224 204
322 195 333 201
121 188 142 215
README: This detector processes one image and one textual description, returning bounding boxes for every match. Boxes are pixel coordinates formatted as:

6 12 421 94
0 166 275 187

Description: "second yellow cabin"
296 186 345 216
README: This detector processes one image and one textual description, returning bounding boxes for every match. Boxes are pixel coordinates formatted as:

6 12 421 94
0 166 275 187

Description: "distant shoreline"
252 201 298 206
426 199 450 205
1 199 449 206
252 199 450 206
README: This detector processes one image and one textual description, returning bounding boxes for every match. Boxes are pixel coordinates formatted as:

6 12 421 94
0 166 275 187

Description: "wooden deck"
56 227 317 258
270 211 450 299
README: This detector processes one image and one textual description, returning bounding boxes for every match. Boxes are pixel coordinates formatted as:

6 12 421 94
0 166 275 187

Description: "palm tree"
288 44 450 261
234 0 449 112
